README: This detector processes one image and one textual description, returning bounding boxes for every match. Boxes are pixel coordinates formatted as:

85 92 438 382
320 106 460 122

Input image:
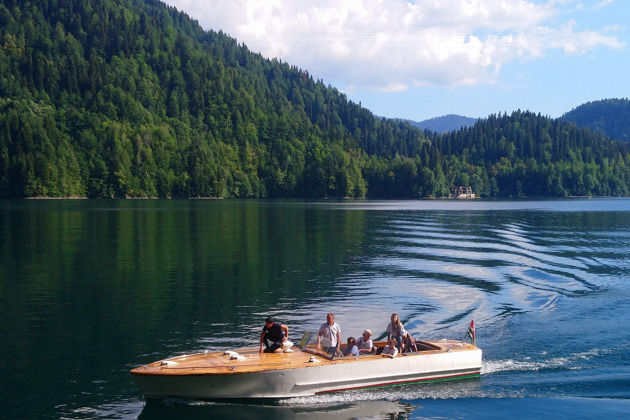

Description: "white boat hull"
131 339 481 400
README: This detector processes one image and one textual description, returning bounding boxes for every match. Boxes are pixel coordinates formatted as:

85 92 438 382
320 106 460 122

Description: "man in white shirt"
317 313 341 356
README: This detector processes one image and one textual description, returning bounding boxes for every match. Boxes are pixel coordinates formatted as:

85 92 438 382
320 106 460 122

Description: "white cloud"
592 0 615 11
163 0 624 90
380 82 408 92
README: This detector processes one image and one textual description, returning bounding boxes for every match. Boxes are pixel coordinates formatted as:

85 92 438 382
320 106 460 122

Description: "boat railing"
295 332 444 360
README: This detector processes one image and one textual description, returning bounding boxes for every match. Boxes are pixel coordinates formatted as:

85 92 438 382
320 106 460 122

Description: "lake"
1 198 629 419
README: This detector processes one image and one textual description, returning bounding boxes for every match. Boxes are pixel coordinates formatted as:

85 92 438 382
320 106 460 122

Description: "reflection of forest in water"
0 200 368 349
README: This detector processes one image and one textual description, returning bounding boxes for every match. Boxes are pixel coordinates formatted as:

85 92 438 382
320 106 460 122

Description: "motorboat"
131 322 481 400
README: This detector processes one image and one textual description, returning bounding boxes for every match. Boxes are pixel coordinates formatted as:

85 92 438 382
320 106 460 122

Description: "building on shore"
449 186 475 199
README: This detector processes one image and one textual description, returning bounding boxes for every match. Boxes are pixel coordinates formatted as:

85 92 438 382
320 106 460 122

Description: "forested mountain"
0 0 424 199
425 111 630 197
561 98 630 143
1 0 630 198
409 114 478 134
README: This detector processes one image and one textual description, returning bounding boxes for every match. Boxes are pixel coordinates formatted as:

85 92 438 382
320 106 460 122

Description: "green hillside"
561 98 630 143
1 0 629 198
411 114 479 134
429 111 630 197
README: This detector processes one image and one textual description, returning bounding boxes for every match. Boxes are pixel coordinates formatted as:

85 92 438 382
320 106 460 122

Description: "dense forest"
408 114 479 134
561 98 630 143
1 0 629 198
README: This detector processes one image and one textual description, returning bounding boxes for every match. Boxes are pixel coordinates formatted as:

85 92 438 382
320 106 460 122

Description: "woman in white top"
386 313 406 351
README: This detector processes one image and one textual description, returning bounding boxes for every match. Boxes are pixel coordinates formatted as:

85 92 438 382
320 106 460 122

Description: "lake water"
1 198 629 419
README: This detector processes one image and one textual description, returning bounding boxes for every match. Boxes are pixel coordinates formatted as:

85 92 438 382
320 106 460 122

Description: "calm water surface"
1 198 629 419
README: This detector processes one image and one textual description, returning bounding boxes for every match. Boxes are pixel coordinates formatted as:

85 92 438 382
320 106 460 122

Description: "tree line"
1 0 629 199
561 98 630 143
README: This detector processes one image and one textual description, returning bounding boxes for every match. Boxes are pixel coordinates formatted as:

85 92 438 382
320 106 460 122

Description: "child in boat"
402 332 418 353
343 337 359 357
356 329 374 354
381 338 399 358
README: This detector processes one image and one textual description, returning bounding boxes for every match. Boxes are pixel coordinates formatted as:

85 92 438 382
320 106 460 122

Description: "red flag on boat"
467 320 476 345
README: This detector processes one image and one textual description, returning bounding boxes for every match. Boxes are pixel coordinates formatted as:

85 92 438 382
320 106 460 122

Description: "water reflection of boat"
138 399 415 420
131 331 481 401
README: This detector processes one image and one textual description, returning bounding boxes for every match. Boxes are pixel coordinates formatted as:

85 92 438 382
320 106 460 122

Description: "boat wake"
481 347 619 375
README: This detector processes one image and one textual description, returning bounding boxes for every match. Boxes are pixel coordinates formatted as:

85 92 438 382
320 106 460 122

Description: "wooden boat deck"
131 340 478 376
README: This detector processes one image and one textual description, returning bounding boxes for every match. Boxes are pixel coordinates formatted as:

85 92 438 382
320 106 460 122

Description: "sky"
161 0 629 122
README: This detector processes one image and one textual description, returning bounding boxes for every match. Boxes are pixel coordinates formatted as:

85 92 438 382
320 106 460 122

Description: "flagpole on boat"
462 320 475 346
467 320 476 346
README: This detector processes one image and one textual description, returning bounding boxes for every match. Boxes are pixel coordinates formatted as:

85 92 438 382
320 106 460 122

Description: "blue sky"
163 0 629 122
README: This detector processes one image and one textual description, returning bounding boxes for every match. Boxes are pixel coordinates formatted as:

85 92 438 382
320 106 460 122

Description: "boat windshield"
296 331 336 360
297 331 313 350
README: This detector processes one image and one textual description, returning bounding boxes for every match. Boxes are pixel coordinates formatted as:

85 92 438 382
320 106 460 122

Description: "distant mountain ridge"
561 98 630 142
401 114 479 133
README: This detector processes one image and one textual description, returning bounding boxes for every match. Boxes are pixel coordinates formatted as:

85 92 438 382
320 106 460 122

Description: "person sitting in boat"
381 337 399 358
386 313 406 351
402 332 418 353
356 329 374 354
317 313 341 356
259 317 289 353
343 337 359 357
